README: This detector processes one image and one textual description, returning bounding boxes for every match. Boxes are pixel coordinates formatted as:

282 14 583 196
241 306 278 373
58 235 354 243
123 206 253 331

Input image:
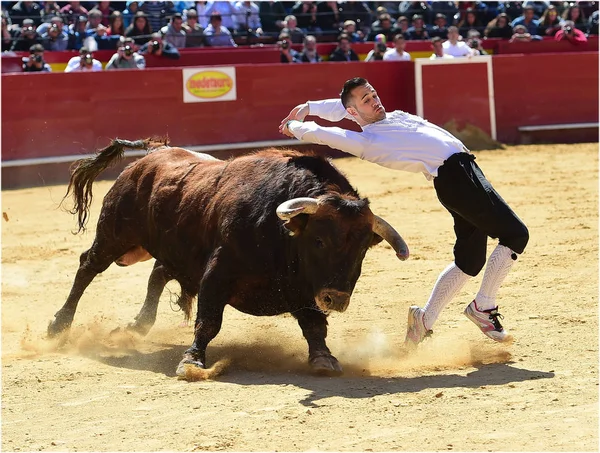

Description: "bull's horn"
373 215 409 261
276 197 319 221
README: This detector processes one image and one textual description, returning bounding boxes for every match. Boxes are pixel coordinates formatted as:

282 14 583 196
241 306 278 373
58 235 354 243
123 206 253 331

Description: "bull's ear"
282 214 309 237
369 232 384 247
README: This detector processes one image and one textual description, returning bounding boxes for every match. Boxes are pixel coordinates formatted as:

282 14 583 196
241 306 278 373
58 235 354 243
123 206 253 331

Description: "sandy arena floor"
1 143 598 451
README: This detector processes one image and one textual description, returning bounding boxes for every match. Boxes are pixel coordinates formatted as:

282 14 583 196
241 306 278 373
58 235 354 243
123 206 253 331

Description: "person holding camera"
22 43 52 72
105 37 146 70
139 32 180 59
466 30 487 56
365 34 388 61
64 46 102 72
278 32 300 63
10 18 42 51
383 34 412 61
41 20 69 51
555 20 588 44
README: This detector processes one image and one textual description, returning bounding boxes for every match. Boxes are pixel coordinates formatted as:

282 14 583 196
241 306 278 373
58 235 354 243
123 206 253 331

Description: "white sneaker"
464 300 510 342
404 306 432 348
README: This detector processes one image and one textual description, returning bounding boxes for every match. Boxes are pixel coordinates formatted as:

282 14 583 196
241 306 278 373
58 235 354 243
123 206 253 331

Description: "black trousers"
433 153 529 277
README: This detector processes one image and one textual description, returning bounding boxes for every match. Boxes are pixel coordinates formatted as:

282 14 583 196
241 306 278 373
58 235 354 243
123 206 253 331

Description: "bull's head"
277 195 408 313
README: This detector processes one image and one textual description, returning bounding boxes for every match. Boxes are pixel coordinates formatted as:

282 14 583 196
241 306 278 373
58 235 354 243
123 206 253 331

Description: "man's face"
381 19 391 30
305 39 316 51
433 41 443 55
89 15 102 27
394 37 405 51
345 24 355 33
448 29 458 40
435 17 446 27
347 84 386 124
525 9 534 20
414 18 424 28
187 16 197 26
339 38 350 52
287 18 297 28
173 17 183 31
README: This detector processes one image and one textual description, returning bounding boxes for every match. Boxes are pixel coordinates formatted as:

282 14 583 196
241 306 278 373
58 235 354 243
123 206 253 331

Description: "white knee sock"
423 263 471 330
475 244 517 311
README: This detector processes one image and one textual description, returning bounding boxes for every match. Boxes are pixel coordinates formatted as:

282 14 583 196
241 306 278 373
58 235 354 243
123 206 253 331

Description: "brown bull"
49 138 409 376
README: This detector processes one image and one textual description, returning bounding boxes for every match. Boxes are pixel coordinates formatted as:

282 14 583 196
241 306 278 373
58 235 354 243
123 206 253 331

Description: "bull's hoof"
125 321 152 337
176 353 205 377
309 352 343 376
47 318 71 338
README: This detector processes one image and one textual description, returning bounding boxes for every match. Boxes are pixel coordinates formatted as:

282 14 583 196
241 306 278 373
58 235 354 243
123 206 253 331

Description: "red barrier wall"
1 61 415 161
492 52 599 143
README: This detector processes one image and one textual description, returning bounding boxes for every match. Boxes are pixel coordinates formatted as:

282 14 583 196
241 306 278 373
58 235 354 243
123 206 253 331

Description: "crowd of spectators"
1 1 598 72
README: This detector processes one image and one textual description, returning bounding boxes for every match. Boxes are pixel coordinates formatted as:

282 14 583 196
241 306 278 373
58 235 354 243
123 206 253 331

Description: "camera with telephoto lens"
151 40 160 52
83 53 93 65
123 44 133 56
376 42 387 53
564 25 573 34
31 54 43 63
280 39 290 50
470 39 480 49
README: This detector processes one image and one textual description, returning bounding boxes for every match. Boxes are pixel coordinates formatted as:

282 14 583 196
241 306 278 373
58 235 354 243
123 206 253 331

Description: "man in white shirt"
279 77 529 349
442 26 477 57
64 47 103 72
429 36 454 59
382 34 411 61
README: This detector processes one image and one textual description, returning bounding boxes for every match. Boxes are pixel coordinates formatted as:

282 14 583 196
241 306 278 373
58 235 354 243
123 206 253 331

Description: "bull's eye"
315 237 325 249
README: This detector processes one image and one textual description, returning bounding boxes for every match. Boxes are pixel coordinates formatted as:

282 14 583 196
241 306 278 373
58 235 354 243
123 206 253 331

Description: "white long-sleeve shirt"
287 99 467 180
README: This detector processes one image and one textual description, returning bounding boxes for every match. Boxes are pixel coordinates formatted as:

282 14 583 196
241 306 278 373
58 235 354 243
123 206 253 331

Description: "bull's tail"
61 138 156 233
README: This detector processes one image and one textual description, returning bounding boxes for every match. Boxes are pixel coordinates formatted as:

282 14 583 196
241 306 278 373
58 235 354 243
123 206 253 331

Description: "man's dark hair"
340 77 368 108
337 33 350 43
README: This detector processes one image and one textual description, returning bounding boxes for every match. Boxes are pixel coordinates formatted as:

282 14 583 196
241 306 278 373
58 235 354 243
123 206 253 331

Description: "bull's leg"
127 261 171 336
176 251 230 376
48 249 113 337
294 309 343 376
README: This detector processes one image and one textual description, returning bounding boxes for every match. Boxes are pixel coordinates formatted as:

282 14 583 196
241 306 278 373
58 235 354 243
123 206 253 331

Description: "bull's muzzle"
315 289 351 313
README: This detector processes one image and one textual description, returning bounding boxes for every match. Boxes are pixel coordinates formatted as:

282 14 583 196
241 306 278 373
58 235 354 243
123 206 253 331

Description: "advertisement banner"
182 67 237 103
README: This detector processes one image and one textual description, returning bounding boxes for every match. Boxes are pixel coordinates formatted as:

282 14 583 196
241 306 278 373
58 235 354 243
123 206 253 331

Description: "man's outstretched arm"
279 99 354 132
281 120 368 158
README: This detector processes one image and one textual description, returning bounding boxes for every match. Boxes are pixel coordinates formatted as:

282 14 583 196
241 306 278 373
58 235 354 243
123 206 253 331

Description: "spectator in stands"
298 34 322 63
11 18 42 51
203 12 237 46
365 33 388 61
41 2 61 23
367 13 395 42
341 20 363 42
278 31 300 63
11 1 42 27
139 31 181 57
234 1 263 36
430 1 458 24
478 1 506 25
183 8 204 47
160 12 187 48
281 15 305 44
430 36 453 59
405 14 430 40
509 24 535 42
398 1 432 24
429 13 449 39
86 9 115 50
504 1 524 21
555 20 588 44
562 4 588 33
105 36 146 69
123 1 140 28
393 15 410 36
329 33 359 61
443 26 476 57
485 12 513 39
511 5 541 35
457 7 484 38
383 33 411 60
125 11 152 46
2 12 14 51
67 14 92 50
107 11 126 36
589 10 599 35
95 1 114 27
259 1 286 36
64 46 103 72
194 1 209 28
523 1 551 18
316 2 341 37
41 20 69 51
337 1 371 36
291 1 320 34
22 43 51 72
537 5 562 37
466 30 487 55
140 1 170 32
204 0 237 32
59 2 89 26
87 9 104 33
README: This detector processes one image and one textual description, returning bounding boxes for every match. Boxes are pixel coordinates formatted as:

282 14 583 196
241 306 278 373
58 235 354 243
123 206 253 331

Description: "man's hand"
279 103 309 132
280 120 295 138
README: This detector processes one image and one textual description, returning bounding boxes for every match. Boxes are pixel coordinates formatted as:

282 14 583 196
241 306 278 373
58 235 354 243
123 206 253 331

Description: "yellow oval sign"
186 71 233 99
